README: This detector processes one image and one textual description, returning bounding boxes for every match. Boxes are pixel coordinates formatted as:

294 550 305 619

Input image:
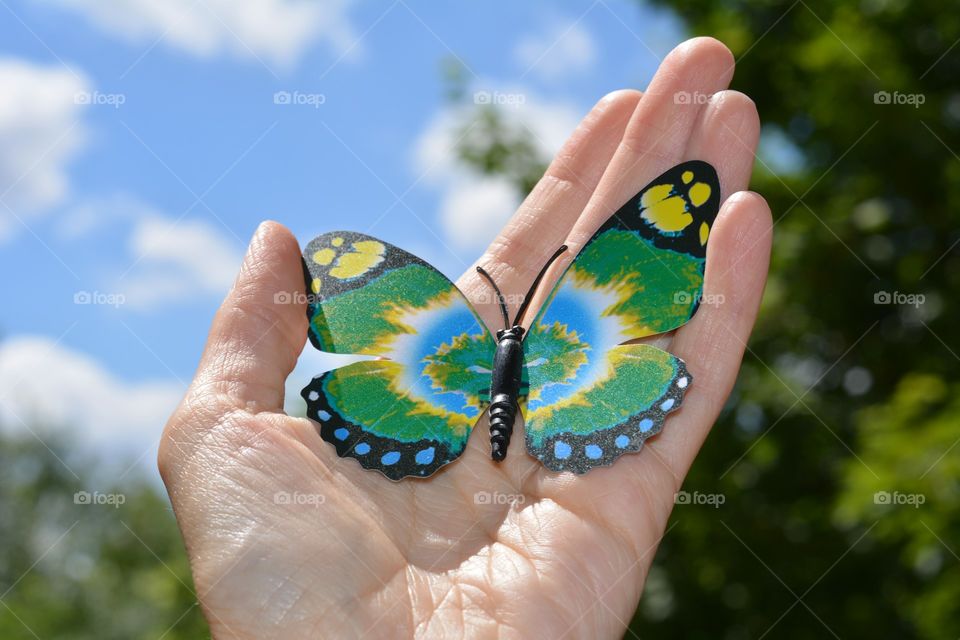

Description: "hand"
159 37 771 639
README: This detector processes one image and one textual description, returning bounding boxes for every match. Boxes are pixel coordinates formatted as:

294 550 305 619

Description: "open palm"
159 38 772 639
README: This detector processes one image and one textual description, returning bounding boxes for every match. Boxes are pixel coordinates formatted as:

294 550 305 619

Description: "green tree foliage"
445 2 960 637
0 431 207 639
835 374 960 640
455 104 548 197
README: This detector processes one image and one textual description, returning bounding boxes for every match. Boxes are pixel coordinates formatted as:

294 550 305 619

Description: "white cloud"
514 21 597 79
414 96 578 183
50 0 357 68
57 192 143 239
0 58 89 240
413 89 581 252
437 178 519 251
118 208 243 310
61 195 244 309
0 336 184 460
0 337 362 470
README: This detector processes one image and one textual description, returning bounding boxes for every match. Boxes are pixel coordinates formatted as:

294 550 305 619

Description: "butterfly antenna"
512 245 568 327
476 265 510 331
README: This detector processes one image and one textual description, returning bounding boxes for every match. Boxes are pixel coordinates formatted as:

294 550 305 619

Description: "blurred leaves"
456 105 547 196
0 431 205 639
835 374 960 639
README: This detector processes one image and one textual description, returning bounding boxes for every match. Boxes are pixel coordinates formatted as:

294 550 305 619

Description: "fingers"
459 89 642 329
190 221 308 413
567 38 736 247
685 90 760 200
656 191 773 479
518 38 741 321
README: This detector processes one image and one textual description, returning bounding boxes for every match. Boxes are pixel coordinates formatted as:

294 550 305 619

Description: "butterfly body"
488 325 525 461
301 160 721 480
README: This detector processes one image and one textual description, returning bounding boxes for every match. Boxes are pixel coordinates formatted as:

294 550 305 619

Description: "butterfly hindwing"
523 344 689 473
303 361 476 480
302 231 493 479
523 161 719 473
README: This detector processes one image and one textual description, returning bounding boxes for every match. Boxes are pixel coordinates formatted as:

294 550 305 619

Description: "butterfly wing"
523 161 719 473
301 231 494 479
524 344 690 473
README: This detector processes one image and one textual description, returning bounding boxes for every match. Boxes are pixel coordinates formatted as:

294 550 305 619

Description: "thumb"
191 220 307 413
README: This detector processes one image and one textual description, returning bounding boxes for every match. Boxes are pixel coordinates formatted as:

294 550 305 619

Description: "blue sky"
0 0 689 472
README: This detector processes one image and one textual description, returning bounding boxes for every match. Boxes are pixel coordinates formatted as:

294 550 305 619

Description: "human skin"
159 37 772 639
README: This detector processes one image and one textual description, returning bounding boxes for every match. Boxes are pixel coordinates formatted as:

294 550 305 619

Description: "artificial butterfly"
301 161 720 480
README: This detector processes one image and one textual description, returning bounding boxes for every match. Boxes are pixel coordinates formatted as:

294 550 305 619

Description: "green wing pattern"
301 231 493 479
522 344 690 473
522 161 720 473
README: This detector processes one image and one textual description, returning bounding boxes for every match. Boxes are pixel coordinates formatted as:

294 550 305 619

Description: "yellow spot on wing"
681 170 694 184
311 277 321 293
353 240 385 255
642 183 673 204
313 248 335 265
641 183 693 232
689 182 711 207
331 237 344 247
699 222 710 246
330 240 386 279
